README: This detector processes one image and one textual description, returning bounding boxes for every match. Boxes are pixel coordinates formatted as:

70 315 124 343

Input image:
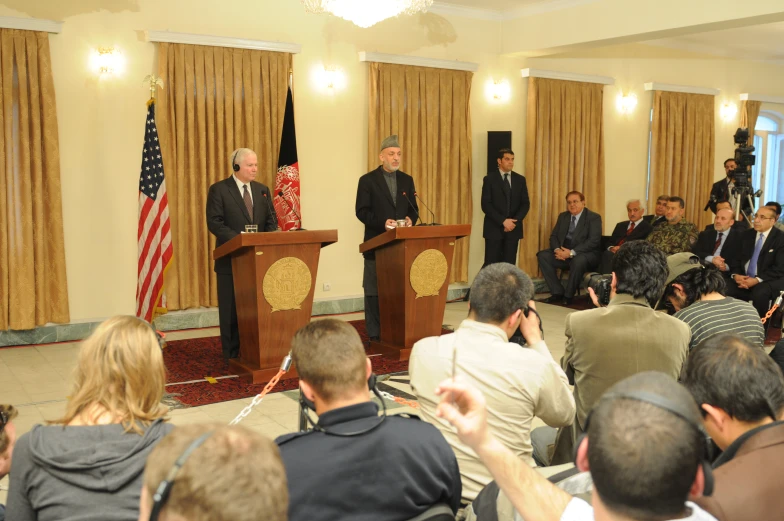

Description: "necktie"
747 233 764 278
713 232 723 255
503 173 511 187
566 215 576 241
617 221 635 247
502 173 511 214
243 185 254 222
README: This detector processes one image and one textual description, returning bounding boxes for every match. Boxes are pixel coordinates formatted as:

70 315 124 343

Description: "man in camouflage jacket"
647 196 698 255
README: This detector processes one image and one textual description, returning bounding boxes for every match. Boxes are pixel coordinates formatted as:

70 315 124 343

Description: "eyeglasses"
753 214 775 221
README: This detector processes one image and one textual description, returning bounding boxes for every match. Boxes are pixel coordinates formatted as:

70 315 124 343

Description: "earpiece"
232 150 240 172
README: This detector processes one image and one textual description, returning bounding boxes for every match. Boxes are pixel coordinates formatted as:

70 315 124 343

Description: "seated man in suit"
598 197 653 274
725 205 784 317
707 200 750 232
644 194 669 228
548 241 690 464
276 320 461 521
481 148 530 267
692 208 742 277
683 334 784 521
646 196 699 255
536 191 602 305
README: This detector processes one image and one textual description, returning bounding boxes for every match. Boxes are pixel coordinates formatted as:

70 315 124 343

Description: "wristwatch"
569 249 575 258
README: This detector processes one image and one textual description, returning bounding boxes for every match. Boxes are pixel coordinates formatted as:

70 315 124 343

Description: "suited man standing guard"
481 148 530 266
206 148 279 363
356 135 418 341
537 191 602 305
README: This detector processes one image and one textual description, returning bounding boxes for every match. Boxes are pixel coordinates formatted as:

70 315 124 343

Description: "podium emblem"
410 249 448 298
263 257 313 312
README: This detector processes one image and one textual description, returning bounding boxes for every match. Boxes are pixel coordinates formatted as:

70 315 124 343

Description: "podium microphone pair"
402 191 439 225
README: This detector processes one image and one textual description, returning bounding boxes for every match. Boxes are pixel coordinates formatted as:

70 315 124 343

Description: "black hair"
724 158 736 167
667 196 685 209
469 263 533 324
662 264 726 309
765 201 782 217
612 241 668 307
497 148 514 161
683 334 784 423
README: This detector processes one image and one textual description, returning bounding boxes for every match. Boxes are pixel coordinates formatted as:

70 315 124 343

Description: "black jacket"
733 226 784 281
709 177 755 215
355 166 418 259
693 227 743 273
643 214 667 228
549 208 603 254
481 170 530 239
608 219 653 247
206 176 278 274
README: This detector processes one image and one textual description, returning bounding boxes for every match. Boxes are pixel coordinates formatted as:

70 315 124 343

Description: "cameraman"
662 252 764 351
545 240 690 465
709 158 754 217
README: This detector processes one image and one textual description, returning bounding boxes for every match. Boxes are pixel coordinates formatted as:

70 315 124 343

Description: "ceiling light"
302 0 434 28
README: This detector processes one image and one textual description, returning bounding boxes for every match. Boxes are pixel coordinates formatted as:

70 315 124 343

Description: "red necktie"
713 232 723 254
617 221 635 246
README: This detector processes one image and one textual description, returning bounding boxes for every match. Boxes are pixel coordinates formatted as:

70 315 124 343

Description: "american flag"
135 101 172 322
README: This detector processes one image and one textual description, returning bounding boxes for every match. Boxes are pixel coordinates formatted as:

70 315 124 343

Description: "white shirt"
557 498 718 521
409 319 576 500
743 230 768 281
705 228 730 265
570 209 585 228
233 174 253 204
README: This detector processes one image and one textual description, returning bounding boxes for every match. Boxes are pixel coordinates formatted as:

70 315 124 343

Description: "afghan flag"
275 87 301 231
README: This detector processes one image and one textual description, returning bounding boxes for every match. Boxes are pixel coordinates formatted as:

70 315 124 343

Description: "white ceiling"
435 0 545 11
431 0 597 19
646 22 784 62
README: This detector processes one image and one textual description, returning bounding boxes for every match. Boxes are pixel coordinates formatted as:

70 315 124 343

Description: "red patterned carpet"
163 319 451 407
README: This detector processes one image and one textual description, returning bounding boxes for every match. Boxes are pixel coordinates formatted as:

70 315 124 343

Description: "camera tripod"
731 188 756 224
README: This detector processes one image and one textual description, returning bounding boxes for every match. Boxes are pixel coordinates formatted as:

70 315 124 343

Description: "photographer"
410 262 575 500
709 158 754 217
544 241 690 465
662 252 764 350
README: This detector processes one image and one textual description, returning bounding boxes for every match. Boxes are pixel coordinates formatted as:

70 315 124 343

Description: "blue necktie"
566 215 576 242
747 233 765 278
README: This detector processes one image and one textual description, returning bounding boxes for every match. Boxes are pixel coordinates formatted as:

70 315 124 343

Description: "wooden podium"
213 230 337 383
360 224 470 361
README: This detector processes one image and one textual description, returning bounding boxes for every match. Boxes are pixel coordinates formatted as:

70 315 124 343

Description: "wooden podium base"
229 359 300 385
369 340 412 362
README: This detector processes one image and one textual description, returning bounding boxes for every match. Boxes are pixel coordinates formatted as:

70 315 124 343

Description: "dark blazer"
692 227 743 273
481 170 530 239
206 176 278 274
732 226 784 281
608 219 653 247
643 214 667 228
548 208 602 254
709 177 755 215
356 166 418 259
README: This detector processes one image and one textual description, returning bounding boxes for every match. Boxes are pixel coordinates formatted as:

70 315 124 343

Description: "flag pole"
143 74 164 106
289 68 293 90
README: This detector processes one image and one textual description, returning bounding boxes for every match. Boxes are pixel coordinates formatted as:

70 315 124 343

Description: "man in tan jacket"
549 240 690 464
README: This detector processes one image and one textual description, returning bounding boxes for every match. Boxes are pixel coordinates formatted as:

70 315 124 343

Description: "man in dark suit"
480 148 530 267
355 135 418 341
536 191 602 305
705 200 750 232
206 148 278 362
598 198 653 273
725 205 784 317
692 208 742 277
643 194 668 228
709 158 754 217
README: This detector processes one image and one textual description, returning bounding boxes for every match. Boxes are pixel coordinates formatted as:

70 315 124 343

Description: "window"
751 112 784 208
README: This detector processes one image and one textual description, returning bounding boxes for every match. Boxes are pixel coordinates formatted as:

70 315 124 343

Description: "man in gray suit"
537 191 602 305
545 240 690 465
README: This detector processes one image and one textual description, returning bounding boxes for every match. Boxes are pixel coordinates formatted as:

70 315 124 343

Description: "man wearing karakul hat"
355 135 419 341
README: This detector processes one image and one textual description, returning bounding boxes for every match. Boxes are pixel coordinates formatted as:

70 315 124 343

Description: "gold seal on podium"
263 257 312 312
410 249 448 298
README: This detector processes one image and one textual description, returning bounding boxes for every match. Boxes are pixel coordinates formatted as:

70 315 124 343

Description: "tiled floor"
0 301 575 502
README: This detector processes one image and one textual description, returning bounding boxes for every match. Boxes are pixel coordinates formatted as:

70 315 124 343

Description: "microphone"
262 191 280 231
401 191 421 226
414 191 439 225
277 190 304 230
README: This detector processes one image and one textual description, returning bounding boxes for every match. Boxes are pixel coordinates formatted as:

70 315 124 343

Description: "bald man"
692 208 743 278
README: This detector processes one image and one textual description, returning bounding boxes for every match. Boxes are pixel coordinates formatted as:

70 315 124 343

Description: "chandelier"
302 0 434 28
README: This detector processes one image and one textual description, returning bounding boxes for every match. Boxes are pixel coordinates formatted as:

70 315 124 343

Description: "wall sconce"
487 79 510 103
720 102 738 121
616 93 637 114
90 47 124 77
316 65 346 92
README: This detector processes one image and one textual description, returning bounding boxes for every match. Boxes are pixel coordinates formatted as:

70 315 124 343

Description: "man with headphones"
683 334 784 521
206 148 279 363
275 319 461 521
436 372 718 521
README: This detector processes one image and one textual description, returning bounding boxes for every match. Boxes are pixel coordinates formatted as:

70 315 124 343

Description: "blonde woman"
6 316 172 521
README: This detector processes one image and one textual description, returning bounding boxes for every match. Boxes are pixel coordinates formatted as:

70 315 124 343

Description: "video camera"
731 128 756 189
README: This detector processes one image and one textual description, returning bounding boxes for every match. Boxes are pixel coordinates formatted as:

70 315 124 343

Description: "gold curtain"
521 77 605 276
740 99 762 146
648 91 715 230
156 43 290 310
367 62 473 282
0 29 69 330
